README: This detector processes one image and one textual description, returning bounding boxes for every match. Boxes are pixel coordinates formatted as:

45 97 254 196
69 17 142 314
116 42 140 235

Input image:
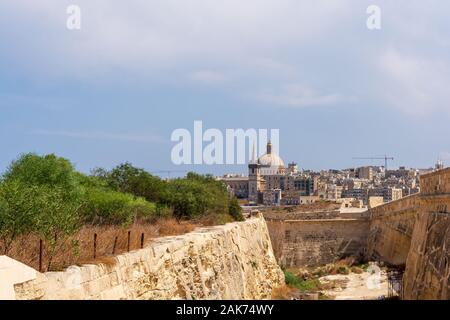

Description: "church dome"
258 153 285 167
258 141 285 167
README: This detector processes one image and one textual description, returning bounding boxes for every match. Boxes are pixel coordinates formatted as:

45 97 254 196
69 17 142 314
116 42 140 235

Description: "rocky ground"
318 269 388 300
273 259 393 300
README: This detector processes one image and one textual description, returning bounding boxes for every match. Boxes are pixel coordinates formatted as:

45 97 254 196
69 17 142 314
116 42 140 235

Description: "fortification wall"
367 168 450 299
266 218 369 267
367 195 419 265
11 216 284 300
403 211 450 299
420 167 450 195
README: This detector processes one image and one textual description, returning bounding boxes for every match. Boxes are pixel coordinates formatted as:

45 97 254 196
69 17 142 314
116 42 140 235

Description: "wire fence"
3 223 160 272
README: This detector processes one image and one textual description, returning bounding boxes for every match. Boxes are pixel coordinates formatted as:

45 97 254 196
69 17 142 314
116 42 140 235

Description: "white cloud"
254 84 346 108
0 0 354 77
378 48 450 115
31 130 164 143
2 0 450 117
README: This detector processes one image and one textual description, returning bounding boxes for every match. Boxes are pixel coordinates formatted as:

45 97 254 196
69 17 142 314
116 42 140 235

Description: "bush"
337 265 350 275
0 181 40 253
284 270 321 292
92 163 168 203
228 197 244 221
0 153 244 259
167 173 230 219
81 187 156 225
92 167 243 222
2 153 79 194
0 154 83 258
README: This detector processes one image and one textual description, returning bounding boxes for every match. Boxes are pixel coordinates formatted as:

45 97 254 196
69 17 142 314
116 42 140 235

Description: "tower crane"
352 155 394 171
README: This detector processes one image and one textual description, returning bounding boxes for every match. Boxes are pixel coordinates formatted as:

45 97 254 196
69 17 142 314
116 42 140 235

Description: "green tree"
94 163 168 203
166 172 230 219
228 197 244 221
0 153 83 267
80 187 157 225
32 186 82 270
3 153 78 191
0 181 39 254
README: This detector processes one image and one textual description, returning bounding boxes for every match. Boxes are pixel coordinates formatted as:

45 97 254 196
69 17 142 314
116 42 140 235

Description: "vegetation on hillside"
0 153 243 265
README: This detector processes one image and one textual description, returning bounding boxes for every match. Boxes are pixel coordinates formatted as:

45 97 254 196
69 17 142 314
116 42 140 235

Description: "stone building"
218 175 249 198
221 141 315 205
248 141 314 205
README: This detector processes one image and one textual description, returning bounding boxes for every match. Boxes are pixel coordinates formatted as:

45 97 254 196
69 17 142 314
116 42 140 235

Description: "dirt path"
319 270 388 300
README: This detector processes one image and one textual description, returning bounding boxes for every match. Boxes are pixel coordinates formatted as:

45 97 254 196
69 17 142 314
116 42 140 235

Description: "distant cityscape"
218 141 445 208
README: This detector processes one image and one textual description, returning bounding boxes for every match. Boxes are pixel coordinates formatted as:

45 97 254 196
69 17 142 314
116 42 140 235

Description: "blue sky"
1 1 450 176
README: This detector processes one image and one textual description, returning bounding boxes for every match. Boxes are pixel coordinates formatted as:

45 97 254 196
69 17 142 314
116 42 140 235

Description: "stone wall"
12 215 284 300
266 218 369 267
367 195 419 265
420 167 450 195
367 168 450 300
403 211 450 299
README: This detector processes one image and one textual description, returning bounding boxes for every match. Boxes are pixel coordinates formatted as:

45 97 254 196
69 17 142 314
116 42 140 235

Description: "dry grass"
271 285 295 300
4 216 227 272
157 218 201 236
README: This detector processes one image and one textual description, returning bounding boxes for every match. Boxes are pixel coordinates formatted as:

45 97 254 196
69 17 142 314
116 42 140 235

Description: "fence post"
127 231 131 252
112 236 118 255
93 233 97 259
140 233 145 249
39 239 43 273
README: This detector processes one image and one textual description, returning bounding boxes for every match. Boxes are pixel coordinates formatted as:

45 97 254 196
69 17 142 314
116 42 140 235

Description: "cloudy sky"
1 0 450 176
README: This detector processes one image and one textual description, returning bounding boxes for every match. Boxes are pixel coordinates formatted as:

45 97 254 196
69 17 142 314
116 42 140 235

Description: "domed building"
256 141 286 176
247 141 315 205
221 140 315 206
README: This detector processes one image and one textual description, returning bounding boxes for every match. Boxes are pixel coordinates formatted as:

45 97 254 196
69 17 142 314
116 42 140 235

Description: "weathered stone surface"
0 256 37 300
367 168 450 300
403 211 450 300
267 217 369 267
367 195 419 265
12 216 284 300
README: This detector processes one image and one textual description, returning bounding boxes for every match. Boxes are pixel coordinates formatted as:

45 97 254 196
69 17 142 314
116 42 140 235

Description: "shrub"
229 197 244 221
81 187 157 225
337 265 350 275
0 153 84 258
284 270 321 292
0 181 40 254
92 163 168 203
167 173 230 219
2 153 79 194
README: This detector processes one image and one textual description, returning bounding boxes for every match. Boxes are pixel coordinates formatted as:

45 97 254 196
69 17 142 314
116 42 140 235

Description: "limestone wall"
12 216 284 300
266 218 369 267
367 169 450 299
420 167 450 195
403 212 450 299
367 195 419 265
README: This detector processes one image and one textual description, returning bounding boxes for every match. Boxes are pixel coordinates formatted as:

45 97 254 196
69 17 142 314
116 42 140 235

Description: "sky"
1 0 450 177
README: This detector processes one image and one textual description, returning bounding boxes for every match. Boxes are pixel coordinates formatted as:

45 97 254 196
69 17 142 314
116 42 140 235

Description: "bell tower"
248 143 262 203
